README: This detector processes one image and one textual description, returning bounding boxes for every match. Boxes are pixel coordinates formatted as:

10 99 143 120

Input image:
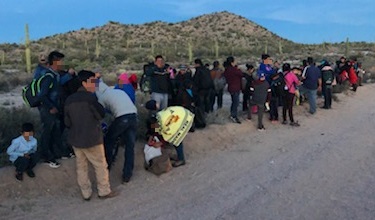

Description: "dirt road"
1 84 375 220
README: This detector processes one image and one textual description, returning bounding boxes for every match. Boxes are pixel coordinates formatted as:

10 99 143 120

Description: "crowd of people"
6 50 363 201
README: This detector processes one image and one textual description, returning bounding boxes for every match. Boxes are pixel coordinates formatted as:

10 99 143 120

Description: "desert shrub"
0 107 41 167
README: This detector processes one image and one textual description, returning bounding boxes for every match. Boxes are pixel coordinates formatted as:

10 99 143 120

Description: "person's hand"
95 72 101 79
49 107 58 114
24 153 30 159
68 68 76 75
317 85 322 92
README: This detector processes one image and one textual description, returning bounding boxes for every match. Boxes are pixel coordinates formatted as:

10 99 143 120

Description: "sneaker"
61 153 76 160
230 116 241 124
44 160 61 168
15 172 23 181
257 126 266 131
26 169 35 178
122 176 131 183
98 191 119 200
172 160 186 167
282 120 288 125
290 122 300 127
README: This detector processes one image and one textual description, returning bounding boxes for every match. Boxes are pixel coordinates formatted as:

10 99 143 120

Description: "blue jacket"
33 64 49 80
38 69 61 110
257 63 275 83
7 135 37 163
114 84 136 104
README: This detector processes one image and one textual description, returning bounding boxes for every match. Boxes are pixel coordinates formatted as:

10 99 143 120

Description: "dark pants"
14 153 38 173
248 102 265 128
104 114 137 179
198 89 212 113
38 107 64 161
269 97 279 120
230 92 240 118
283 93 295 122
210 89 223 111
322 85 332 108
175 143 185 161
242 92 250 111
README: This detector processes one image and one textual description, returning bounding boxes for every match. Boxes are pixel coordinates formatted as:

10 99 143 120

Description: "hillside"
0 11 374 76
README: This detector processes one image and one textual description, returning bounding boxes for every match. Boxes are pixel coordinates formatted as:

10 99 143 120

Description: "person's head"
48 51 65 71
213 61 220 68
273 61 280 69
246 64 255 73
258 73 266 81
340 56 346 63
154 55 164 68
39 53 48 65
302 59 307 67
226 56 236 67
194 58 203 67
282 63 291 72
261 54 272 65
307 57 314 65
178 64 187 74
78 70 97 93
21 122 34 141
118 73 130 85
147 115 160 133
145 99 159 111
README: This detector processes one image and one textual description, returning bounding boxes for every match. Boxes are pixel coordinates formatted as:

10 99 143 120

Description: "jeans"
175 143 185 161
14 153 38 172
300 86 317 114
230 92 240 118
210 89 223 111
104 114 137 179
198 89 212 113
38 106 64 161
242 92 250 111
151 92 169 110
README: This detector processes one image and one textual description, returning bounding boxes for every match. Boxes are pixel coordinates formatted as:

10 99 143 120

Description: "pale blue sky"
1 0 374 44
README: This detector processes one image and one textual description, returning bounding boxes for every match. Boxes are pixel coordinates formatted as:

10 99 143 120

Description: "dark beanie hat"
145 100 157 110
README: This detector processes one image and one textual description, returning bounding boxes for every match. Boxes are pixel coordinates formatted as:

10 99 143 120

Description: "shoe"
172 160 186 167
98 191 119 200
257 126 266 131
246 117 252 121
61 153 76 160
15 172 23 181
122 176 131 183
320 106 329 109
26 169 35 178
282 120 288 125
83 196 91 201
290 122 300 127
44 160 61 168
271 120 279 124
230 116 241 124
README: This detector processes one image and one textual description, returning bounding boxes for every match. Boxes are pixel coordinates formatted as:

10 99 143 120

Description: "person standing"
64 70 117 200
300 57 322 114
37 51 67 168
210 60 225 110
320 60 334 109
282 63 301 126
223 56 243 124
146 55 171 110
193 59 214 114
249 73 271 131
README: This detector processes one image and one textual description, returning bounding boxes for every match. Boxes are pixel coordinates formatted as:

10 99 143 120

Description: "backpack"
22 72 54 107
197 67 214 90
214 76 226 91
322 69 334 85
270 75 287 97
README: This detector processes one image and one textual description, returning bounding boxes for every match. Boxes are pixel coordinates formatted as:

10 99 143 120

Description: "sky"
1 0 375 44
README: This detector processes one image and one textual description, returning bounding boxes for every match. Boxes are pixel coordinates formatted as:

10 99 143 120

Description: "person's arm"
64 105 72 129
90 96 106 120
38 74 58 112
29 138 37 154
6 139 24 158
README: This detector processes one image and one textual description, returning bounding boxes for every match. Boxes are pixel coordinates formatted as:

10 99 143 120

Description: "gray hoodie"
96 80 137 118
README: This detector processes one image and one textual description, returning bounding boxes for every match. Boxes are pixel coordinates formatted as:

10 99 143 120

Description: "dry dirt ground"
1 84 375 220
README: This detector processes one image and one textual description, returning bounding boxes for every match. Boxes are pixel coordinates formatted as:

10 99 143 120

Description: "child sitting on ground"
7 123 38 181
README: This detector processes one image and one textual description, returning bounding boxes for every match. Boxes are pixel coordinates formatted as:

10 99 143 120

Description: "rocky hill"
0 11 374 75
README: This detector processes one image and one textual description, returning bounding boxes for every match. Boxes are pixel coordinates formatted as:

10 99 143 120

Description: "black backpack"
22 72 54 107
322 69 334 85
271 75 287 97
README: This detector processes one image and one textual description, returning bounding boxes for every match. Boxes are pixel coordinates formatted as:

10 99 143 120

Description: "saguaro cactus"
25 24 31 73
278 41 283 54
345 37 349 58
151 41 155 55
95 37 101 58
214 39 219 59
188 41 193 63
264 40 268 54
85 39 89 55
0 51 5 65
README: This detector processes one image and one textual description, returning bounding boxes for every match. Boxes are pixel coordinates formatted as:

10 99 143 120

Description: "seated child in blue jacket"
6 123 38 181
